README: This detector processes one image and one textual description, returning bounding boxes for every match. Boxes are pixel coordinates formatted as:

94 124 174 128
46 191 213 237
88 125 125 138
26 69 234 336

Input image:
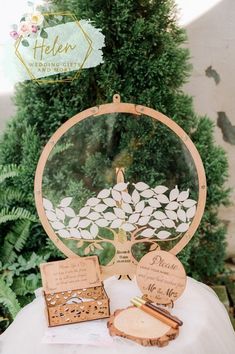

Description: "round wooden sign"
136 250 186 304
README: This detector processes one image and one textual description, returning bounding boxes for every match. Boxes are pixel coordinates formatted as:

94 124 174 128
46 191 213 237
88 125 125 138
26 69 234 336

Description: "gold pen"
131 298 179 329
134 297 183 326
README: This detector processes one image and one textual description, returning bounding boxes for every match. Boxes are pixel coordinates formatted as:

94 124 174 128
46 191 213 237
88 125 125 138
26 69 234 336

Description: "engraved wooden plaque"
136 250 186 304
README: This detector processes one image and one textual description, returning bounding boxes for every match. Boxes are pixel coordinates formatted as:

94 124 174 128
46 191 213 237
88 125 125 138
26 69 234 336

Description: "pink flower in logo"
30 24 38 33
18 21 31 37
10 31 19 40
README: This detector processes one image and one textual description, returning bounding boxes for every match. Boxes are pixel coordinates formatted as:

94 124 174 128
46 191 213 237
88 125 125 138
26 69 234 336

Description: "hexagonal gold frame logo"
15 12 93 84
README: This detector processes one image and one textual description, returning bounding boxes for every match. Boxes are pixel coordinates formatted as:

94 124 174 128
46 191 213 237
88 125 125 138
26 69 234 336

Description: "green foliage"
0 278 21 319
0 0 230 331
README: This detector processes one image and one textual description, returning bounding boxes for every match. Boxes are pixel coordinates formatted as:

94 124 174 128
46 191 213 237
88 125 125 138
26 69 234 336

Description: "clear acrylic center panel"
39 111 203 277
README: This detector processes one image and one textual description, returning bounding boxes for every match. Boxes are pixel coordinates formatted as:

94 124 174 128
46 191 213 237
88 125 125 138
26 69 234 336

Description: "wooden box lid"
40 256 101 294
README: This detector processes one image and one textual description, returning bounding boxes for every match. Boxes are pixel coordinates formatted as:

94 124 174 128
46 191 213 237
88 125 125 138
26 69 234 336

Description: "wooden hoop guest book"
34 94 207 279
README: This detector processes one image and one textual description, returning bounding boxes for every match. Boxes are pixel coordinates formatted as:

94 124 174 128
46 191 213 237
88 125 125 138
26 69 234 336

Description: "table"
1 277 235 354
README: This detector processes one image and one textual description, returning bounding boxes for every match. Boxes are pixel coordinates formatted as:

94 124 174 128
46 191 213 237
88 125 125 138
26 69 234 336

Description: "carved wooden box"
40 256 110 327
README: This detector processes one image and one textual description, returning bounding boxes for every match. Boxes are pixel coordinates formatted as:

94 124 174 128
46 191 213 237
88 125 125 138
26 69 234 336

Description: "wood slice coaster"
107 306 179 347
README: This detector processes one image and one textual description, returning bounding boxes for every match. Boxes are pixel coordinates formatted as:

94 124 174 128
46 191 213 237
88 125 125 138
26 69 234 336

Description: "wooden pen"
131 298 179 329
134 297 183 326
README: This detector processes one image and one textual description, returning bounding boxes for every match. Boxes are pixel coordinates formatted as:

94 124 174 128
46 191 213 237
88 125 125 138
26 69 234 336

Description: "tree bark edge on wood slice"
107 306 179 347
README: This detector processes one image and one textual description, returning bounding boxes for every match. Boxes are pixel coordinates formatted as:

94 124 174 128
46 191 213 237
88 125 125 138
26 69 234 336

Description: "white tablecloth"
0 277 235 354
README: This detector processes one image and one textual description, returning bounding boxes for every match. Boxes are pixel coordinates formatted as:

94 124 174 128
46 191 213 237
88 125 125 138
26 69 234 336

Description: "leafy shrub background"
0 0 229 331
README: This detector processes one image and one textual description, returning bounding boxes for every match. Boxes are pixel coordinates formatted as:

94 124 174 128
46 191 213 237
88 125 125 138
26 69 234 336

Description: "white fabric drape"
1 277 235 354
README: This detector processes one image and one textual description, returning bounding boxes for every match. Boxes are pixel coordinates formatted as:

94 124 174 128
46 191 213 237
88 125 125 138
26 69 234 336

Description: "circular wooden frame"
34 94 207 259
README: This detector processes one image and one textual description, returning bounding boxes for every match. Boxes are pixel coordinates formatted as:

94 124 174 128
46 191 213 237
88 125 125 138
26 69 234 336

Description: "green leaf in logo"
40 29 48 39
21 39 29 47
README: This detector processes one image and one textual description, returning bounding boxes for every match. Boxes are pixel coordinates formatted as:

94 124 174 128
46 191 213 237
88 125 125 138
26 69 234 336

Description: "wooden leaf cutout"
95 218 109 227
70 228 81 238
157 231 171 239
110 219 123 228
77 239 83 247
149 220 162 228
58 229 70 238
186 205 196 219
103 198 116 207
122 223 136 231
140 228 155 237
134 182 149 191
64 207 75 217
103 212 116 220
154 185 168 194
132 189 140 204
148 198 161 208
43 198 53 210
112 190 121 202
94 243 103 250
90 224 99 237
153 211 167 220
87 212 101 220
128 213 140 223
135 201 145 213
94 204 107 212
51 221 65 230
166 202 179 210
114 207 125 219
59 197 73 207
177 209 186 222
122 192 132 203
156 194 169 204
165 210 177 220
55 208 65 221
150 243 158 251
176 223 190 232
122 203 133 214
141 206 153 216
162 219 175 228
169 186 179 201
113 182 128 191
79 206 90 217
177 189 189 202
68 217 79 228
84 246 90 255
46 211 57 221
138 216 150 226
140 189 154 198
81 230 93 239
86 197 100 206
182 199 197 208
78 219 91 228
97 189 110 199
